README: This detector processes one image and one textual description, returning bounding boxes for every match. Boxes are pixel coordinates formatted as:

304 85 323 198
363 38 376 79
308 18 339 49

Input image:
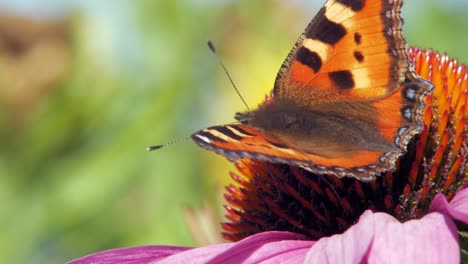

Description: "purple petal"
305 210 375 263
429 187 468 223
306 210 460 263
68 245 191 264
158 231 314 264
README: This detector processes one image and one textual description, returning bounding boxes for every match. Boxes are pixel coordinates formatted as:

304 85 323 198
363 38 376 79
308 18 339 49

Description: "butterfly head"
235 101 304 132
234 111 253 125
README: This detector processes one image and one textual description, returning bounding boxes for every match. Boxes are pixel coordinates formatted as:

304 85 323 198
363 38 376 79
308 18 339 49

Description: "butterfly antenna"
147 137 190 151
208 40 250 111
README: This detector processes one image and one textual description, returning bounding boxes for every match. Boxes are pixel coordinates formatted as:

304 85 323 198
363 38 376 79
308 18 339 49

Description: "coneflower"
70 48 467 263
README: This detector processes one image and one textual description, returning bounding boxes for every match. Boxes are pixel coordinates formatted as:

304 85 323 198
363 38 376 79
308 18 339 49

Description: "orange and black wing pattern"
191 0 433 180
192 124 314 166
274 0 410 104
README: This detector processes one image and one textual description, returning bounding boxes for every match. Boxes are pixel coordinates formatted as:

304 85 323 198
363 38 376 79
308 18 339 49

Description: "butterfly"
191 0 433 181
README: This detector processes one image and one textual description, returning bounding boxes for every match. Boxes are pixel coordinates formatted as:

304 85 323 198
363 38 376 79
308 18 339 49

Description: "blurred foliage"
0 0 466 263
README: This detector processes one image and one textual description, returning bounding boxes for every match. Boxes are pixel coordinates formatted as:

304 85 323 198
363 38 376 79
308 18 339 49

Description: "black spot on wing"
336 0 365 11
329 70 355 89
354 33 362 45
354 51 364 62
296 47 322 73
212 126 243 140
306 9 346 45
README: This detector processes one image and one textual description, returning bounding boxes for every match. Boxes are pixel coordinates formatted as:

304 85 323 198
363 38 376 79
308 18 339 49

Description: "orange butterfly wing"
192 0 433 180
274 0 408 104
193 124 397 175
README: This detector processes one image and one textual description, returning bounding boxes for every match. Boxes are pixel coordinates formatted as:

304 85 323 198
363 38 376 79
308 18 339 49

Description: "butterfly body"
236 99 398 156
192 0 433 180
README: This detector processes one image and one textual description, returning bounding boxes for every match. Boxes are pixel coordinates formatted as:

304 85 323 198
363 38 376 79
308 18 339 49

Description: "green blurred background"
0 0 466 263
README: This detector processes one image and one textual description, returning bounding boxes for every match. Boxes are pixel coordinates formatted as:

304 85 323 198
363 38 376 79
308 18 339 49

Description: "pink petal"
367 212 459 263
304 210 375 263
158 231 313 264
68 232 313 264
429 187 468 223
68 245 191 264
306 210 460 263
